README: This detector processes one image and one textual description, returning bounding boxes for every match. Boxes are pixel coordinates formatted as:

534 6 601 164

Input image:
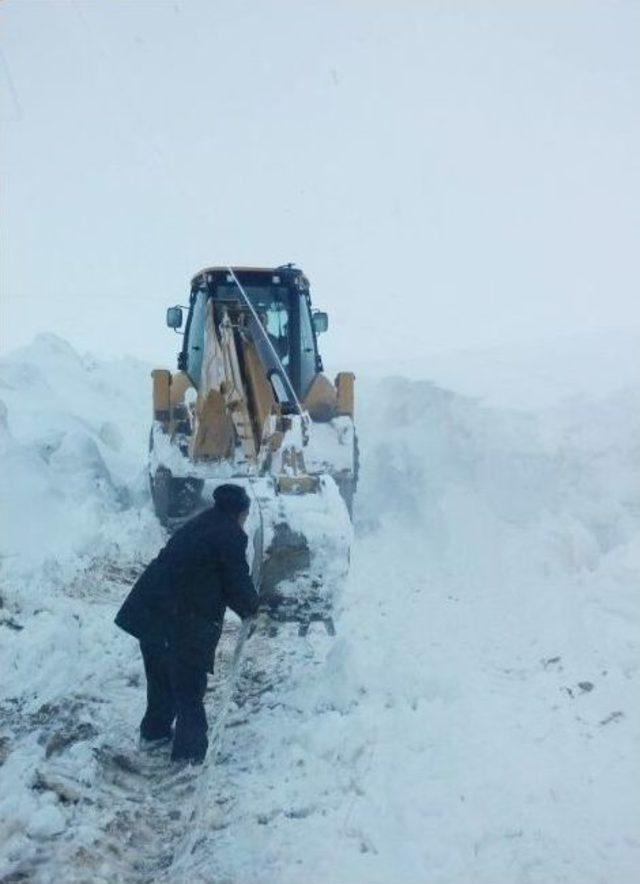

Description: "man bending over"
115 483 259 765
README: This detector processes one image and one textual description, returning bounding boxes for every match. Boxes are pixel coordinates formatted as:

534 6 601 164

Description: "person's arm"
220 532 259 619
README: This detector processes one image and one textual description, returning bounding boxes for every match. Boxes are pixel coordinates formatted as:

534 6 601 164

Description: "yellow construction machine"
149 265 356 629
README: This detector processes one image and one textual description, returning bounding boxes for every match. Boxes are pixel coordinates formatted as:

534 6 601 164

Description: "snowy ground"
1 333 639 883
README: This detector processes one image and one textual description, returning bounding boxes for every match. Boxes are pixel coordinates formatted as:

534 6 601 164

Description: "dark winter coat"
115 507 259 670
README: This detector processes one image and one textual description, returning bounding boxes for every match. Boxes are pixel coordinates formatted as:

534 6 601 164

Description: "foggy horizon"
2 1 639 371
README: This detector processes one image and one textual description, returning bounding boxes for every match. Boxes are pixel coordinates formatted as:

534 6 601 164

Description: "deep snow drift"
1 333 639 883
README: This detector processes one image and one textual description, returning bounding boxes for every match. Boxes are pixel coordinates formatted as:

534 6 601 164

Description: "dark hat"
213 483 251 516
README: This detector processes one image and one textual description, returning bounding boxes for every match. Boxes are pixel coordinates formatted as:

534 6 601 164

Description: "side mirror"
312 311 329 335
166 306 183 330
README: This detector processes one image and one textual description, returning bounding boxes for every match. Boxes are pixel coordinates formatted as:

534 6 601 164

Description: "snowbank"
182 374 639 884
0 335 165 877
0 334 162 580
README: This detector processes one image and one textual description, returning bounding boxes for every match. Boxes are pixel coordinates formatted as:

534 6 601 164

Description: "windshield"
182 277 316 397
214 282 291 370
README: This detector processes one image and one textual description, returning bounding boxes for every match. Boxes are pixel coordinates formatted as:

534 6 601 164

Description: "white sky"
1 0 639 372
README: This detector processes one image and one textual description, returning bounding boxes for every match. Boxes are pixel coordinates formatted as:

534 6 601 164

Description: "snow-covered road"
1 335 639 883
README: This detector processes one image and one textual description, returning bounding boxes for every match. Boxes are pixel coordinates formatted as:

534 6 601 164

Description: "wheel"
149 466 172 528
148 427 204 528
150 467 205 528
335 431 359 520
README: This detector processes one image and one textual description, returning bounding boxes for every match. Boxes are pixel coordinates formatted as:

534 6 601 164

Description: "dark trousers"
139 639 208 763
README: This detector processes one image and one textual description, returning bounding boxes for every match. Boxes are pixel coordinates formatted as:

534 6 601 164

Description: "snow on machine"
148 265 356 630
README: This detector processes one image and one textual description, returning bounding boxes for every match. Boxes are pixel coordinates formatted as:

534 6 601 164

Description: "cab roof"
190 265 300 284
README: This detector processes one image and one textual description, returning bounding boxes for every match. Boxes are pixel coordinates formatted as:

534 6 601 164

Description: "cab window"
215 282 291 369
299 297 317 396
185 288 207 386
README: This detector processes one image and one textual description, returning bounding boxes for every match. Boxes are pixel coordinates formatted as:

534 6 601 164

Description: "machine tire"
335 431 359 520
149 466 204 528
150 466 172 528
148 427 204 528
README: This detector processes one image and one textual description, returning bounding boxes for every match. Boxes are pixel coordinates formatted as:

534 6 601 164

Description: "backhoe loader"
148 264 356 627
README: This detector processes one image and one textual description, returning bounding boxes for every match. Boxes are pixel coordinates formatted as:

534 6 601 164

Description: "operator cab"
169 265 328 398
